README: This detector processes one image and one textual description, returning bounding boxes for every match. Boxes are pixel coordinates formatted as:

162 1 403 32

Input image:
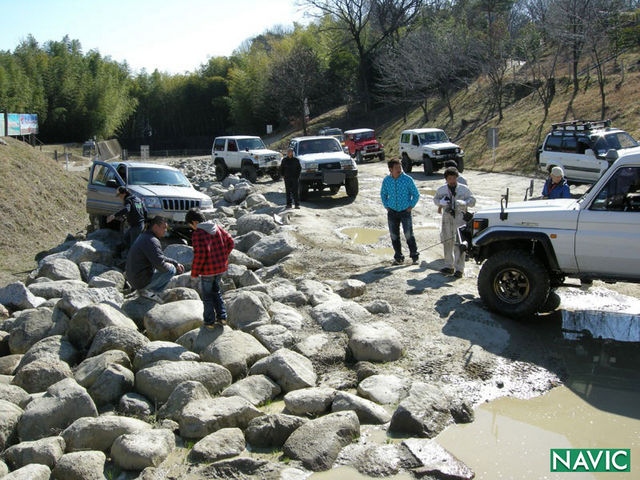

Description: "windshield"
353 131 375 141
297 138 342 155
237 137 266 151
323 128 342 136
418 131 449 144
128 168 191 187
592 132 639 155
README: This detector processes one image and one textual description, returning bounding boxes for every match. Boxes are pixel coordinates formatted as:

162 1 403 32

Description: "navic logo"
551 449 630 472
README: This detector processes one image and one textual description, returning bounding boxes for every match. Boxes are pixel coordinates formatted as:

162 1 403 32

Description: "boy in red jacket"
185 208 234 327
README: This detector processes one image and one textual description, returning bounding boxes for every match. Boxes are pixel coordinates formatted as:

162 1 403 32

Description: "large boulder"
283 387 336 416
282 411 360 471
88 270 126 290
119 392 154 418
78 262 115 283
175 324 229 354
226 291 271 332
388 382 453 438
28 280 86 300
111 428 175 471
0 384 30 408
1 463 51 479
201 330 269 379
229 249 263 270
157 381 211 422
2 435 65 470
357 374 411 405
221 374 281 406
0 353 20 375
132 341 200 371
67 303 137 349
251 324 296 352
247 233 296 266
188 428 245 463
17 378 98 441
62 416 152 452
74 350 131 389
51 451 107 480
57 287 123 318
298 279 342 306
347 321 403 362
164 244 194 271
245 414 307 449
37 258 82 281
143 300 204 342
233 231 265 253
62 240 114 265
235 214 277 236
311 300 371 332
135 360 232 404
269 302 304 330
8 308 56 354
16 335 80 370
0 282 45 311
87 326 149 360
0 399 23 450
87 363 135 406
295 333 348 364
331 391 392 424
333 279 367 298
11 357 73 393
401 439 475 480
249 348 316 393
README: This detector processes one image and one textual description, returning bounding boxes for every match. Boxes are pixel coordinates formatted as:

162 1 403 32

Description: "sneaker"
392 258 404 266
412 257 419 265
440 267 454 275
453 270 463 278
203 322 217 329
139 290 164 303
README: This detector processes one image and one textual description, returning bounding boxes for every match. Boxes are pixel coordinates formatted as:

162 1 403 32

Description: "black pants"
284 177 300 206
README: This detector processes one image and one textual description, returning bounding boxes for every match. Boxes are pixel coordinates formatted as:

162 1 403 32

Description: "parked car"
318 127 345 145
288 136 358 200
399 128 464 175
538 119 640 183
212 135 282 183
86 161 214 233
463 150 640 318
344 128 385 163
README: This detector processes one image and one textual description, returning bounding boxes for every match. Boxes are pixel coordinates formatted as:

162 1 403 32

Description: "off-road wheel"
298 182 310 201
345 177 359 197
423 157 434 176
329 185 340 194
477 249 550 318
270 171 281 182
401 153 412 173
355 151 362 164
215 162 228 181
456 157 465 173
241 164 258 183
379 152 385 162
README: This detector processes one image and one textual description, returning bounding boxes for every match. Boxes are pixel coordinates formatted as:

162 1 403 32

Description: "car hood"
129 185 210 199
245 148 280 156
423 142 459 150
355 139 380 146
298 152 352 163
476 198 581 230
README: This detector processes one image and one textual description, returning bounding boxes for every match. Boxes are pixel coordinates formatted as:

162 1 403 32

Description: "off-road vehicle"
344 128 385 163
399 128 464 176
86 161 214 233
463 152 640 318
288 136 358 200
538 119 639 183
212 136 282 183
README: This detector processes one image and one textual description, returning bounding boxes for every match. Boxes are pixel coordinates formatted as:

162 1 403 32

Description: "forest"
1 0 639 151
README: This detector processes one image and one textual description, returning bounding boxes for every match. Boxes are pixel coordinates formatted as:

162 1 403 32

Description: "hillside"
0 137 88 286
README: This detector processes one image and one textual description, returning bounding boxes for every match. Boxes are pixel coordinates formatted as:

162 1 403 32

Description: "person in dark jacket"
542 166 571 199
280 148 302 209
186 208 235 327
107 186 148 250
125 216 184 303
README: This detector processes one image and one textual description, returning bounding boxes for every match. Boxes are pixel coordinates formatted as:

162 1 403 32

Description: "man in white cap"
542 166 571 199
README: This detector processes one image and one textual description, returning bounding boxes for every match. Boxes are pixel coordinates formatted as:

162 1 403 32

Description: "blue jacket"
542 178 571 199
381 173 420 211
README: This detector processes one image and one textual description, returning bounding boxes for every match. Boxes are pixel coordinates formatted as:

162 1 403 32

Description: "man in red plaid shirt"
185 208 234 327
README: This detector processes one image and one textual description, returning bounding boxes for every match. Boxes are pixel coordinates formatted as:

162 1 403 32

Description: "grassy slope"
0 137 88 286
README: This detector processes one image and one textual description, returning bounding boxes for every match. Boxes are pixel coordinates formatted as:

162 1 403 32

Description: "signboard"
0 113 4 136
141 145 150 160
20 114 38 135
7 114 20 136
487 127 499 148
266 124 273 135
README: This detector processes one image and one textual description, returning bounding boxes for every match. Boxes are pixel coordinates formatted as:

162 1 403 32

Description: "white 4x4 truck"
212 136 282 183
399 128 464 176
464 151 640 318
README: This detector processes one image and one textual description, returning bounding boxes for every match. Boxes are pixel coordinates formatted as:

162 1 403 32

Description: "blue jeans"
387 209 418 261
201 275 226 323
145 264 176 293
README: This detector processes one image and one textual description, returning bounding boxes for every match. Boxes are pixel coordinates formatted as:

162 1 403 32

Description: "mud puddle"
340 227 387 244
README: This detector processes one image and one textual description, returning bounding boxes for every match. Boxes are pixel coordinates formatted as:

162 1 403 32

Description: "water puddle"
420 188 437 196
370 247 394 257
341 227 387 245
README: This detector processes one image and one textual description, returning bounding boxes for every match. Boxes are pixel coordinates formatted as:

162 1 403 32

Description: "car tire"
423 157 434 176
456 157 465 173
356 151 362 164
329 185 340 194
401 153 412 173
379 152 385 162
270 171 281 182
478 249 550 318
345 177 359 197
241 164 258 183
298 182 310 201
215 162 228 181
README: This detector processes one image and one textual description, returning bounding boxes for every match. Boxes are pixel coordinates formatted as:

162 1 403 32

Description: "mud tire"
345 177 359 197
241 164 258 184
423 157 434 176
401 153 412 173
215 162 229 181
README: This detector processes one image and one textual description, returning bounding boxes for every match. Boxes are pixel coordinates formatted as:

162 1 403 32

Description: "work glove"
439 198 449 207
455 199 467 208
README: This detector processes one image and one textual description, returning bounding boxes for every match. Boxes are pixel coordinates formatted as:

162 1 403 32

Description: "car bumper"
300 170 357 184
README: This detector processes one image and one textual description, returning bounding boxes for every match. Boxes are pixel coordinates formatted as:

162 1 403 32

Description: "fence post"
65 153 69 171
54 150 58 162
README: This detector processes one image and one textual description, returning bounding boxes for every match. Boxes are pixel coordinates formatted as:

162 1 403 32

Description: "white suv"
212 136 282 183
538 120 640 183
399 128 464 176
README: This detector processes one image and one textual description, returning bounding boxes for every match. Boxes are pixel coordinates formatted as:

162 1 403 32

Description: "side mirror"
605 149 619 162
106 179 118 188
343 146 349 154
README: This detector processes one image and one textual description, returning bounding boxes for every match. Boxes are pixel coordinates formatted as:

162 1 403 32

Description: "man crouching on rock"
125 216 184 303
186 208 234 327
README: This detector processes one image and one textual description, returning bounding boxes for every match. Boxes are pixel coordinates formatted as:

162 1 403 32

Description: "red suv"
344 128 385 163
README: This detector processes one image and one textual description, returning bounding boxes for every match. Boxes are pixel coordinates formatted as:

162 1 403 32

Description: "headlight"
435 150 440 155
200 197 213 209
341 160 355 170
142 196 162 209
303 162 318 172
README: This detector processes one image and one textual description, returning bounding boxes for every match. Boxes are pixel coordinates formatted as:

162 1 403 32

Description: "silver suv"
399 128 464 175
86 161 214 232
212 135 282 183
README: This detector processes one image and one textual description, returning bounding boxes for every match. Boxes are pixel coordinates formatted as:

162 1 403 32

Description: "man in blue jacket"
380 159 420 265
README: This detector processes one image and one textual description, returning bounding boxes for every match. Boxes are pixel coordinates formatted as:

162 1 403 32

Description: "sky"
0 0 309 74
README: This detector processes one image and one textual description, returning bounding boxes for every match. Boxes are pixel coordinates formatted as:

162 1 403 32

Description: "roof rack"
550 119 611 132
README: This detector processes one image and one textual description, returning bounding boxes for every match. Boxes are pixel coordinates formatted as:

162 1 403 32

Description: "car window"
412 135 419 146
116 165 127 183
418 131 448 144
400 133 410 144
590 166 640 211
355 131 374 141
298 138 341 154
227 140 238 152
214 139 225 151
128 168 191 187
91 164 117 186
604 132 639 150
544 135 563 151
237 138 266 150
562 136 578 152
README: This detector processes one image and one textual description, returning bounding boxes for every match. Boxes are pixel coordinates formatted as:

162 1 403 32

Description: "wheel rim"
493 267 530 304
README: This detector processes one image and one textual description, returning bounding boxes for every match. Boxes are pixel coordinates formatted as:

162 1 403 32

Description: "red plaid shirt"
191 224 234 277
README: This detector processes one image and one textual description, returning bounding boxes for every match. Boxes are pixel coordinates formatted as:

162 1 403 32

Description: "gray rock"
17 335 80 371
111 428 175 470
12 357 73 393
78 262 115 283
51 451 107 480
87 326 149 360
295 333 347 364
135 360 232 404
57 287 123 318
67 303 138 350
201 329 269 379
0 399 23 450
0 384 30 408
174 324 229 354
0 354 22 375
283 387 336 416
364 300 392 314
249 348 317 393
247 233 296 266
157 381 211 421
164 244 194 271
224 184 253 204
63 240 113 265
0 282 45 311
401 438 475 479
132 341 200 371
311 300 371 332
331 391 391 424
74 350 131 389
236 213 277 236
297 279 342 307
221 374 281 406
119 392 154 418
270 303 304 330
143 300 203 342
351 444 408 477
238 269 262 287
28 280 86 300
88 270 126 290
245 413 307 448
357 374 410 405
234 231 265 253
354 361 378 382
188 427 245 462
8 308 55 354
283 411 360 471
17 378 98 441
333 279 366 298
162 287 201 303
229 249 263 270
1 463 51 479
2 435 65 469
388 382 453 438
226 291 271 332
87 364 134 406
120 297 159 327
268 283 307 307
178 395 264 439
166 272 200 292
347 321 403 362
62 415 152 452
225 263 248 286
252 324 296 352
37 258 81 281
0 460 7 477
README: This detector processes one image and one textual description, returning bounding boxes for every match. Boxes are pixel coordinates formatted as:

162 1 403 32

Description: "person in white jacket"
433 167 476 278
